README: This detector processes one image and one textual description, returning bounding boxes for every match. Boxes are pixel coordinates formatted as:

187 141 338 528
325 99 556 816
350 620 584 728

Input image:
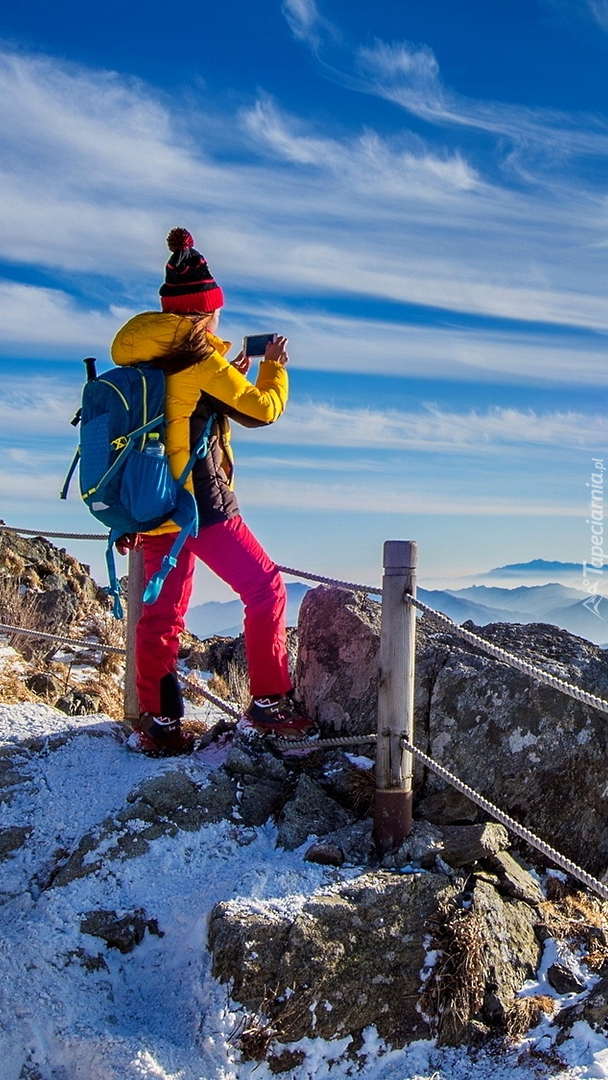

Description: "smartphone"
243 333 277 358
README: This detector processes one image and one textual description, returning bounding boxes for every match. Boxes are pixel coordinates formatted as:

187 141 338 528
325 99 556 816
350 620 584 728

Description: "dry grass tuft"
81 608 125 675
206 672 231 702
420 898 486 1044
343 764 375 816
0 576 47 659
77 676 124 723
224 660 250 708
538 891 608 970
206 661 250 709
182 717 214 737
229 987 318 1063
0 659 38 704
505 995 555 1040
515 1044 568 1075
230 1012 279 1062
544 874 571 902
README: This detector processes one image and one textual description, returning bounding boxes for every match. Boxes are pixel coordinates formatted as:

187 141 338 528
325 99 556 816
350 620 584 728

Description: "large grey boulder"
295 586 608 875
296 587 381 735
209 870 540 1049
210 870 457 1046
420 621 608 875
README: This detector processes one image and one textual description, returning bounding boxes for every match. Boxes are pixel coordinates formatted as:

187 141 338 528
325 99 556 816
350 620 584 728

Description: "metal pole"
373 540 417 855
123 546 144 724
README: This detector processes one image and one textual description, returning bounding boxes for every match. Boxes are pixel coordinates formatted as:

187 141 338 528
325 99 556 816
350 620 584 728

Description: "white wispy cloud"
0 282 132 355
279 7 608 177
1 46 608 347
356 40 608 170
281 0 335 47
236 401 608 452
0 375 83 434
1 372 602 458
6 280 608 387
589 0 608 31
242 94 478 189
238 477 580 517
235 303 608 385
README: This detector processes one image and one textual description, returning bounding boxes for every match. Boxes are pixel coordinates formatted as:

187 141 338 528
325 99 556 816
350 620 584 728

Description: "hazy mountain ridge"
486 559 583 575
186 570 608 645
187 581 310 639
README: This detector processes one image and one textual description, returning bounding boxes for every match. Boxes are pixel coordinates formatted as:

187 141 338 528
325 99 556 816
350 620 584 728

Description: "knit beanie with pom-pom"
159 228 224 314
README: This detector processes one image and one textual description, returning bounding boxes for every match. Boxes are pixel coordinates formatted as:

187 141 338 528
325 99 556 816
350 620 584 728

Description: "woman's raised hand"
265 336 289 366
230 351 251 375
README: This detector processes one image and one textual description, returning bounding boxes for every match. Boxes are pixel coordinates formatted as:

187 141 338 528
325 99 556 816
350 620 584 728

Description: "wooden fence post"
373 540 417 855
123 546 144 724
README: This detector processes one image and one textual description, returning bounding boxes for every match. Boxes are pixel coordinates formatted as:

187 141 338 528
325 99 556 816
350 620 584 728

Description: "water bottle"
144 433 165 457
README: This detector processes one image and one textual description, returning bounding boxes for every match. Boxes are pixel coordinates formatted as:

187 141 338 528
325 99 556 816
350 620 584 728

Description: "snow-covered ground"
2 696 608 1079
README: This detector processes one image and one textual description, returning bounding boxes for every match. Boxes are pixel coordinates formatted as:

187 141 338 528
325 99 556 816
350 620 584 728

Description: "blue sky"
1 0 608 601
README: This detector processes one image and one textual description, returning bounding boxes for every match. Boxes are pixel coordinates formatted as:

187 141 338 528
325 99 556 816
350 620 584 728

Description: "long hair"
149 314 216 374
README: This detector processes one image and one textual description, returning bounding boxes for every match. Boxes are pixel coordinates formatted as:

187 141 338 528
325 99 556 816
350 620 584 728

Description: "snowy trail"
1 702 608 1079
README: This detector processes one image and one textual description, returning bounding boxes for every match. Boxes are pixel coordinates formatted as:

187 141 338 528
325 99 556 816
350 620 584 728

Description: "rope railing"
406 740 608 901
0 622 126 654
276 564 381 595
406 595 608 717
8 522 600 715
0 524 106 541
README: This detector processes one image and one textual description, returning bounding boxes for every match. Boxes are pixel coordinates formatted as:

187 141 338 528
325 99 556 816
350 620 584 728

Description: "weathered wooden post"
373 540 417 855
123 546 144 724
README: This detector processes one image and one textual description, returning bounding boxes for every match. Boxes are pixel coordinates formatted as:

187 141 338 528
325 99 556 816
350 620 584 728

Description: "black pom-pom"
166 227 194 253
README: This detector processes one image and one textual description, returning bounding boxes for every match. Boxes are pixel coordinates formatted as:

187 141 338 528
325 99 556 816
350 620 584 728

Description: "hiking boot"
127 714 195 757
242 695 317 740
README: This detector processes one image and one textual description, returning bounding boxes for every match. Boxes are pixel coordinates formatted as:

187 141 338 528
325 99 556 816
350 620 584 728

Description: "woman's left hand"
231 351 251 375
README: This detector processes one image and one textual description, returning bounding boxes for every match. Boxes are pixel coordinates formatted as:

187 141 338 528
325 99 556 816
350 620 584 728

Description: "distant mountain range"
186 562 608 645
484 559 583 576
419 583 608 645
187 582 310 639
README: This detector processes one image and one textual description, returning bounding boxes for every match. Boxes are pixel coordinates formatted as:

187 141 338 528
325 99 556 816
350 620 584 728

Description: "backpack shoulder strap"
177 411 216 486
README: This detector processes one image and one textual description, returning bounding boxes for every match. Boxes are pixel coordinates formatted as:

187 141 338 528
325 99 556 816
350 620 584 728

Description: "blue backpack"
61 358 214 618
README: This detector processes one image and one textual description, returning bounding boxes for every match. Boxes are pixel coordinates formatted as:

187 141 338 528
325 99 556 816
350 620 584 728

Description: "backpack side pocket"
120 449 178 523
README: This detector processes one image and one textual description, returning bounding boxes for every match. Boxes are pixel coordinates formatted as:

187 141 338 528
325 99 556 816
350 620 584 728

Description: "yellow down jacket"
111 312 289 533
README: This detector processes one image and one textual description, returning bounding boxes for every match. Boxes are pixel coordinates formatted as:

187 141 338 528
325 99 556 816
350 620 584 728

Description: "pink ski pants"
136 515 292 715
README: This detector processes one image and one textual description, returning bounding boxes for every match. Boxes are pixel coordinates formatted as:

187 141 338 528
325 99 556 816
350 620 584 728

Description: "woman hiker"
111 227 314 755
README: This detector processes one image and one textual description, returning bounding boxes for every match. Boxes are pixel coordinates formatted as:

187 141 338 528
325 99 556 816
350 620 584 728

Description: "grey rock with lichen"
0 826 31 860
209 869 540 1049
275 773 354 850
381 820 444 869
80 908 162 953
486 850 543 904
209 870 457 1046
296 585 608 876
306 819 375 866
440 823 510 868
55 688 102 716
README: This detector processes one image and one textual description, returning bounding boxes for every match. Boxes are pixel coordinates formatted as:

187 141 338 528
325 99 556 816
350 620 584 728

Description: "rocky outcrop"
418 619 608 876
210 871 458 1046
296 586 608 876
276 774 355 850
0 523 108 632
209 869 541 1050
50 768 239 887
